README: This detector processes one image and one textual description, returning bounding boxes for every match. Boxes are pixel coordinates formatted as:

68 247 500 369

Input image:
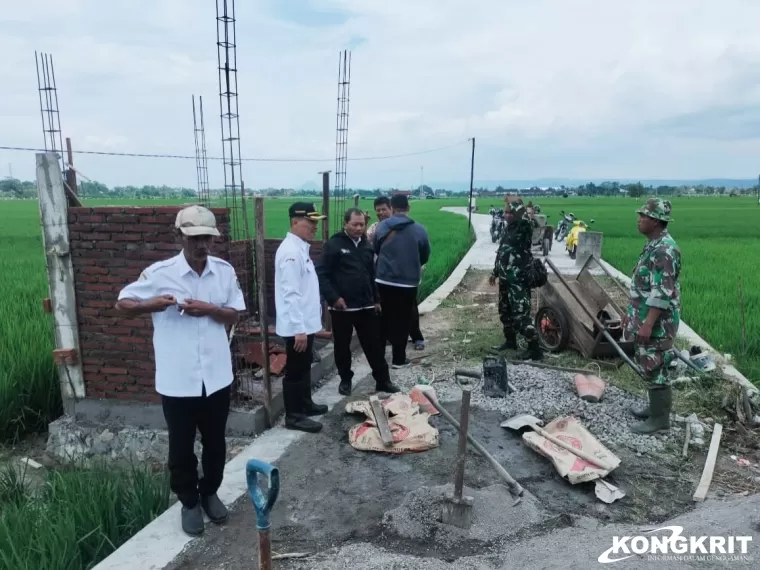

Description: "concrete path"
419 207 579 316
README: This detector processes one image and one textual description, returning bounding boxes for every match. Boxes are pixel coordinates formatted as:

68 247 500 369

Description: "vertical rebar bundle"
216 0 245 238
35 51 65 175
332 50 352 233
192 95 211 206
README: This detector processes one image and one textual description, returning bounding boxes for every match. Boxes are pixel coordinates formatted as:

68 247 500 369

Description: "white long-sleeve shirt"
117 253 246 397
274 232 323 337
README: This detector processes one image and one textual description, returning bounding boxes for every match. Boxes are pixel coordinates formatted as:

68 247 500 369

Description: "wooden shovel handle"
532 424 614 470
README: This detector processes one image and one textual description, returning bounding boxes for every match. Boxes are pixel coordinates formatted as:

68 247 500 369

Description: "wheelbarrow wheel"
535 306 570 352
542 237 551 257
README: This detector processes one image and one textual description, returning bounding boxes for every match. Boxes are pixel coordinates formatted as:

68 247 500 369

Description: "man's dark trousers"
161 385 231 508
331 308 390 385
283 334 315 414
377 283 418 365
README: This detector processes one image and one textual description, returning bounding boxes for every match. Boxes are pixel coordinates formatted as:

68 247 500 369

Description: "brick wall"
69 206 230 402
263 238 324 319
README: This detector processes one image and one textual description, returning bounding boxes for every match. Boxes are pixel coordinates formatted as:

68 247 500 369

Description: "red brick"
155 243 180 251
106 215 138 223
79 232 111 241
102 367 128 375
106 374 132 383
125 207 155 214
79 307 100 316
121 337 146 345
80 266 109 275
136 377 154 386
112 233 143 242
78 215 105 223
84 284 116 292
90 207 123 214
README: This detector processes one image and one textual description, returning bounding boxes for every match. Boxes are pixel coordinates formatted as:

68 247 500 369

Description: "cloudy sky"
2 0 760 189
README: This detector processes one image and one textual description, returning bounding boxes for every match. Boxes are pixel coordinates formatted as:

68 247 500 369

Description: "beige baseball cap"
175 205 221 237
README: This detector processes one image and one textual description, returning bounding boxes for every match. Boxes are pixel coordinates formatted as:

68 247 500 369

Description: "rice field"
0 197 473 442
0 462 170 570
530 196 760 384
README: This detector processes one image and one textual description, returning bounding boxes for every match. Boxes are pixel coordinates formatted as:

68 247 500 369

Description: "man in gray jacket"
374 194 431 368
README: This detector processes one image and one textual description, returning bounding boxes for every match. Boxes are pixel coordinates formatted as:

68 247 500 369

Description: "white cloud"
2 0 760 189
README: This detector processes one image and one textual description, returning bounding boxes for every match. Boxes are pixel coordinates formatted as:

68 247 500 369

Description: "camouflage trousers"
498 279 537 341
635 337 675 386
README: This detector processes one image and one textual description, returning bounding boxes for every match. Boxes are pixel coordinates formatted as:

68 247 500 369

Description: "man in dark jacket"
317 208 400 396
373 194 431 368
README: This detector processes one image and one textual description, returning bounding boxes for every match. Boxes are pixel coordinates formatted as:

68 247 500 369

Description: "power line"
0 140 467 163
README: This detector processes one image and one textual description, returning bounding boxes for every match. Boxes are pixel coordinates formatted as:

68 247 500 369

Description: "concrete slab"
91 361 372 570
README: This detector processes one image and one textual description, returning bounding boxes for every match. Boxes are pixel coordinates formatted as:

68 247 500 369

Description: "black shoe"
285 414 323 433
298 379 327 416
181 504 204 535
391 359 411 369
517 338 543 361
200 493 228 524
303 401 328 416
376 381 401 394
339 379 352 396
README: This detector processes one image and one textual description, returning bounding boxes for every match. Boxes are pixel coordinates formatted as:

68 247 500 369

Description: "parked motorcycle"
554 211 575 242
565 219 595 259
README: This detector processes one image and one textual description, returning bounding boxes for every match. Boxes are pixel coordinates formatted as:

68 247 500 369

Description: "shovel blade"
500 414 543 431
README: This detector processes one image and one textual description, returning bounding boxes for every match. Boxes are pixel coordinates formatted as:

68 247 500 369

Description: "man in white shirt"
115 205 245 536
275 202 328 433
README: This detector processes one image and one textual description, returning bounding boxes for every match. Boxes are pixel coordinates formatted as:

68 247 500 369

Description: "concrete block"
576 231 603 266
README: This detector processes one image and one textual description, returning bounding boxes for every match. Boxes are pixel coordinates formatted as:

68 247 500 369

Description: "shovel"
501 414 616 471
246 459 280 570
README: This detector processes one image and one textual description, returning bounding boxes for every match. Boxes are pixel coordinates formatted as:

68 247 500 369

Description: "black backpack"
528 258 548 289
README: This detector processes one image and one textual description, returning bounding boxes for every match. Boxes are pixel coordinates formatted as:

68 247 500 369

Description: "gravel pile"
391 360 680 455
382 483 548 545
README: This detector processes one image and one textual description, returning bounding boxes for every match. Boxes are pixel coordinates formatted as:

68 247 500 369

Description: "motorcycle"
554 211 575 242
490 209 505 243
565 219 594 259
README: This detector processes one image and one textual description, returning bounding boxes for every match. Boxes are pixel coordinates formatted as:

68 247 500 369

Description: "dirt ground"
167 269 760 569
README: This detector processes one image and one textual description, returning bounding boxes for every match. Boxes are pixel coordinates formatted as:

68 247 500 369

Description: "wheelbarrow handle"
246 458 280 530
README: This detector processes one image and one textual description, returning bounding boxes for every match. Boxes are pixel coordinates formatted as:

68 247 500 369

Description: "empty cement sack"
522 416 621 484
346 393 440 454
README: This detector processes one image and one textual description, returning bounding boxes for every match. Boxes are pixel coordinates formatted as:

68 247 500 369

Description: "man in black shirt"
317 208 400 396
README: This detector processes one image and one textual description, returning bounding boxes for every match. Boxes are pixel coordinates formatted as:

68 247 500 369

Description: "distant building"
391 190 413 197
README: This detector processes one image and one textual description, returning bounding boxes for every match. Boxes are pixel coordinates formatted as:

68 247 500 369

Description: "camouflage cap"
636 198 673 222
506 200 525 214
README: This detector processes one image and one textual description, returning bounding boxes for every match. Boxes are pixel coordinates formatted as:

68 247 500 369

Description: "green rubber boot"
631 386 672 435
629 396 650 419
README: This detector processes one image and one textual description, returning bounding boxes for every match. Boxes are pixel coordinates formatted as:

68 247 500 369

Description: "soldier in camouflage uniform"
626 198 681 435
489 199 543 360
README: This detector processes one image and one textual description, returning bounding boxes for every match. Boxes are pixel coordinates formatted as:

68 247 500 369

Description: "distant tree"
0 178 23 198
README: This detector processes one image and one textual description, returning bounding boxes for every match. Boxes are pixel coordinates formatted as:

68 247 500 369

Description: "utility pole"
468 137 476 230
420 165 424 199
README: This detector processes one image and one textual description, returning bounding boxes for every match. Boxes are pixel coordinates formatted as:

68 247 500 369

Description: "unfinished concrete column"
36 152 86 413
576 231 603 266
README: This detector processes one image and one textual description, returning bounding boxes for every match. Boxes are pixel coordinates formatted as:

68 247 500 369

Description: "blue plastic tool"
246 459 280 570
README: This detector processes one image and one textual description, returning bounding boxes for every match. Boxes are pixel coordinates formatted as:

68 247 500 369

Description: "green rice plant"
0 463 170 570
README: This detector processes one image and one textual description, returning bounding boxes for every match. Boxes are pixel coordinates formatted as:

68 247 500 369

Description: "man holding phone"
115 205 245 537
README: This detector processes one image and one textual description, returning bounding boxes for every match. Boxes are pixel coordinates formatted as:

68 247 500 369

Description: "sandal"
414 341 425 351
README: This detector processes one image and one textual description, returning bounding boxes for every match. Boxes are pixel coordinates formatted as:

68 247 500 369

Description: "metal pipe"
453 389 471 500
544 258 645 378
